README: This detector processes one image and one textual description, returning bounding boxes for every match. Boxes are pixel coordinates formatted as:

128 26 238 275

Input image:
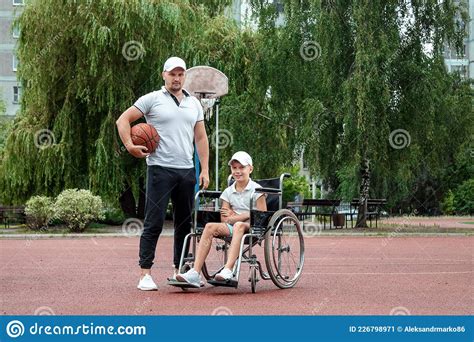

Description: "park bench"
349 199 387 228
288 199 344 230
0 206 26 229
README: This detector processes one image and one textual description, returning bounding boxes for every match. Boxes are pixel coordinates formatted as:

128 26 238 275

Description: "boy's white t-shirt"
220 179 264 214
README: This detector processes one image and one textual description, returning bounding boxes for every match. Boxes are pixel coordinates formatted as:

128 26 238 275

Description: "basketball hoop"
184 66 229 191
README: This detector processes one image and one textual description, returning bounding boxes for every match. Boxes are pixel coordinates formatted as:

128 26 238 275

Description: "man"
116 56 209 291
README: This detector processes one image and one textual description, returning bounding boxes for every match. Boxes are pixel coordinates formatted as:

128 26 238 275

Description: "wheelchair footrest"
207 279 238 288
167 279 203 288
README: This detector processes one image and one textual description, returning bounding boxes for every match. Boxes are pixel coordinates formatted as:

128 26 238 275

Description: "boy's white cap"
228 151 253 166
163 57 187 72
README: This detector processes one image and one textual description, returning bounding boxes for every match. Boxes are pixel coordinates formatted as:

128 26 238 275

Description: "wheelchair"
168 173 305 293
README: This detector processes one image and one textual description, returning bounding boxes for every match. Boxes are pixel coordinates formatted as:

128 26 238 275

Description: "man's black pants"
139 165 195 269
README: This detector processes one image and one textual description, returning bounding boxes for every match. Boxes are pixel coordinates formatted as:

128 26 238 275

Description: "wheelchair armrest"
255 187 281 194
196 190 222 199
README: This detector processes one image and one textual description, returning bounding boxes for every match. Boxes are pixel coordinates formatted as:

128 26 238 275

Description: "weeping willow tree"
336 0 471 224
247 0 472 226
0 0 250 211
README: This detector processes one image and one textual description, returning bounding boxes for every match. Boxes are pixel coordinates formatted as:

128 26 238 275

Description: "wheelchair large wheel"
201 237 228 280
264 209 305 289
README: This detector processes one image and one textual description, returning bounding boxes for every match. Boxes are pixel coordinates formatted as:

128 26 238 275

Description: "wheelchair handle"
196 190 222 199
255 187 282 194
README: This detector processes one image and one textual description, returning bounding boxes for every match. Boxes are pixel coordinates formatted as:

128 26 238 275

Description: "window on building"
12 24 20 38
12 55 19 72
13 0 24 6
451 65 468 78
13 86 21 104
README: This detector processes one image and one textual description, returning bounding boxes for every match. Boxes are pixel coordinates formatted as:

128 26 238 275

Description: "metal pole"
215 101 219 191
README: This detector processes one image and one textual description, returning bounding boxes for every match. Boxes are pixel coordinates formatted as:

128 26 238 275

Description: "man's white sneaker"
137 274 158 291
214 268 234 281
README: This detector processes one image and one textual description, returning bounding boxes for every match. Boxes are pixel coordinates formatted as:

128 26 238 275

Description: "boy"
176 151 267 287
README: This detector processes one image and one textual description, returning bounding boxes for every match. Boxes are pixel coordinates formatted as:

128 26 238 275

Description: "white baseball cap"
228 151 253 166
163 56 187 72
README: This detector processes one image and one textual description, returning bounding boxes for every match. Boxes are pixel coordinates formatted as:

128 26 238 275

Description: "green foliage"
54 189 104 232
0 0 249 206
248 0 472 215
453 179 474 215
0 117 13 152
441 190 454 215
25 195 54 230
101 206 126 225
1 0 471 219
282 166 311 205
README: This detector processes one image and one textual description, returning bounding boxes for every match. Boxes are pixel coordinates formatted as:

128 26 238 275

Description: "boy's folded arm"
226 211 250 224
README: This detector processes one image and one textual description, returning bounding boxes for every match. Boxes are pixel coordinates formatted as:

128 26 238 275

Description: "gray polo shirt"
134 86 204 168
220 179 264 215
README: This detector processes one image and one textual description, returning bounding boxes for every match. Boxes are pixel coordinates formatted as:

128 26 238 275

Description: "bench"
350 199 387 228
0 206 26 229
288 199 343 230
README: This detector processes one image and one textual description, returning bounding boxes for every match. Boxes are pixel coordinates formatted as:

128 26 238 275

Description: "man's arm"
194 121 209 189
116 106 149 158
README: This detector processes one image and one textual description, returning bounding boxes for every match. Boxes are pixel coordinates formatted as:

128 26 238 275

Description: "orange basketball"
131 123 160 153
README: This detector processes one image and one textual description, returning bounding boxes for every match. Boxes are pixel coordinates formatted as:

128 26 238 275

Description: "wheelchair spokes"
265 209 305 289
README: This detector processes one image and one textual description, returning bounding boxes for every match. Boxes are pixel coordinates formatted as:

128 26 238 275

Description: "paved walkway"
1 236 472 315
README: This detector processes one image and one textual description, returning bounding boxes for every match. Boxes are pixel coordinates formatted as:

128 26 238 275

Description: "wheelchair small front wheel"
250 266 257 293
264 209 305 289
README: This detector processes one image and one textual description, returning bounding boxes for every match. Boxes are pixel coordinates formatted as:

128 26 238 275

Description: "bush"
282 167 311 205
101 206 126 225
25 195 54 230
453 179 474 215
441 190 455 215
54 189 104 232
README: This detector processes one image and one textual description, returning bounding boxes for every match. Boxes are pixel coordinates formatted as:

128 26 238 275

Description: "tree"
0 0 252 211
248 0 471 226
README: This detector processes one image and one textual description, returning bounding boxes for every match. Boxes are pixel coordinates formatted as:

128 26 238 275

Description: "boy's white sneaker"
214 268 234 281
137 274 158 291
175 268 202 288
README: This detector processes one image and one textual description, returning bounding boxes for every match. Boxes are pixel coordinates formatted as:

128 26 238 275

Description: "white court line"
91 238 98 245
304 257 470 262
305 271 472 275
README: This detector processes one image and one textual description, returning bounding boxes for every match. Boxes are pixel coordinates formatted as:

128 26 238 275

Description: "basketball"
131 123 160 153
